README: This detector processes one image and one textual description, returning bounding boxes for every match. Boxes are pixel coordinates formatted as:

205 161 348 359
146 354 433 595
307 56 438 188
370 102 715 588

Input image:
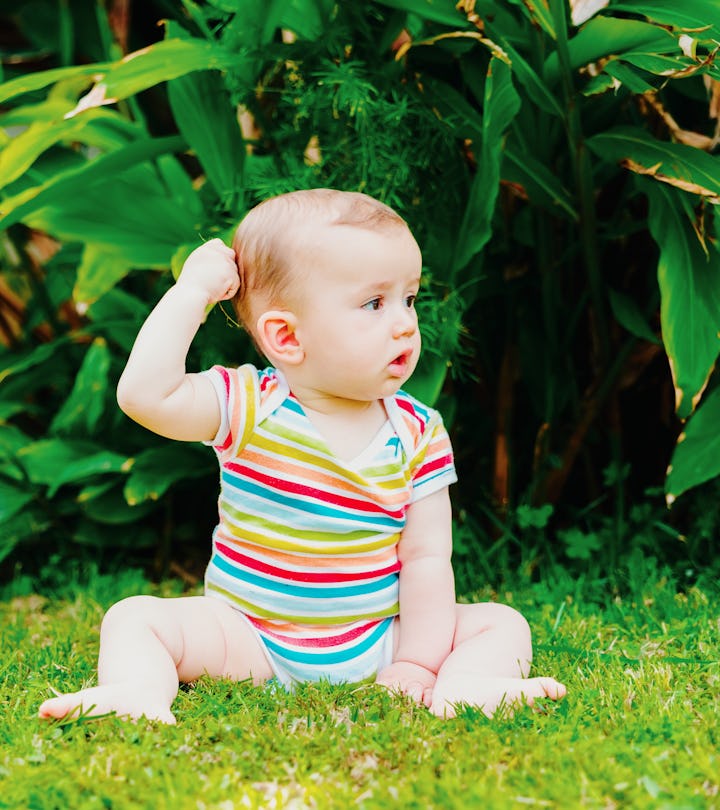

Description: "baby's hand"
176 238 239 306
375 661 436 707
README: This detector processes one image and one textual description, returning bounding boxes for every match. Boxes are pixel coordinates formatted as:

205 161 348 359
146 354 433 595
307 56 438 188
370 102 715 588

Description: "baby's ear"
256 311 304 365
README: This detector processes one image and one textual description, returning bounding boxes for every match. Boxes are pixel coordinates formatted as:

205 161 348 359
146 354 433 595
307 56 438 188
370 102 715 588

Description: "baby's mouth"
389 351 410 375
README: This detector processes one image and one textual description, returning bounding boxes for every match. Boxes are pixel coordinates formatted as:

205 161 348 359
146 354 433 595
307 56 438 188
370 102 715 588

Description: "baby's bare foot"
430 674 566 719
38 683 176 724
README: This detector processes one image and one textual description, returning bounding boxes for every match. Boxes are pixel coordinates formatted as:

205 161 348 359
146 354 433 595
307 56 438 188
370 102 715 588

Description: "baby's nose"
393 306 416 336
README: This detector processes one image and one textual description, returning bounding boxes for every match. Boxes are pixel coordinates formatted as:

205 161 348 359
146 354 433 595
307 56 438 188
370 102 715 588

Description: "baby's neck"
297 395 388 461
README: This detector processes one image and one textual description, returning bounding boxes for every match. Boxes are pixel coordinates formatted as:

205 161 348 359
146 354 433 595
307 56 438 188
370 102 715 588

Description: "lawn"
1 560 718 809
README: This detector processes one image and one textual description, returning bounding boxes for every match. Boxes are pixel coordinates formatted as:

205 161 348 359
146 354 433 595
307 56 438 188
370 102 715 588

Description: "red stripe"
247 616 382 648
216 541 401 583
214 367 232 452
225 462 405 518
415 453 453 479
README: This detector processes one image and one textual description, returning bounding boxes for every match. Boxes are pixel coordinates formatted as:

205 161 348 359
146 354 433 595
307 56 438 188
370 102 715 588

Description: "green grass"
1 562 718 809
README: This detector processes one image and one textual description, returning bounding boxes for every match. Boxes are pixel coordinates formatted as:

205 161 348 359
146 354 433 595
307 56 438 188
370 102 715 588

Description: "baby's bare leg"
430 602 566 718
38 595 272 723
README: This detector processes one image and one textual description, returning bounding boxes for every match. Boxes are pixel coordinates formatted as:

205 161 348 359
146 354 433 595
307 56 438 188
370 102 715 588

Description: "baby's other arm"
376 487 456 699
116 239 239 441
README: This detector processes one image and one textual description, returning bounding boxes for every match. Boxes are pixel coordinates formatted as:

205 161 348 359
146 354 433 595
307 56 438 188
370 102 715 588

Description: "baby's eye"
362 298 382 311
404 294 417 309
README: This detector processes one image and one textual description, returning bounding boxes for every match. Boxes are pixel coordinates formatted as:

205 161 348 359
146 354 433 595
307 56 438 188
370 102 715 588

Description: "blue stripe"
261 618 392 665
210 553 398 599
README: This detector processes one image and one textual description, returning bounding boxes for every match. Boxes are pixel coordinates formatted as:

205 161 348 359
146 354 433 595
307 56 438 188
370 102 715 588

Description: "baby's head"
231 188 409 337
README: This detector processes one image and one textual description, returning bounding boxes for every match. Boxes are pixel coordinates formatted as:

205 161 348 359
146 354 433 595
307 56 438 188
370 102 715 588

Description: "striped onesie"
202 364 457 687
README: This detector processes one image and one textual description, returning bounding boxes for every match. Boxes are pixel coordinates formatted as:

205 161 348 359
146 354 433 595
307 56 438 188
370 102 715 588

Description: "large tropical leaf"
544 17 675 83
0 108 140 192
587 126 720 202
644 181 720 419
65 38 228 117
505 0 556 39
503 147 578 220
50 338 111 436
666 385 720 503
168 70 245 210
0 135 187 230
453 56 521 277
16 439 130 496
372 0 469 27
0 64 112 105
73 247 133 308
123 445 212 506
609 0 720 41
0 478 34 523
23 161 201 267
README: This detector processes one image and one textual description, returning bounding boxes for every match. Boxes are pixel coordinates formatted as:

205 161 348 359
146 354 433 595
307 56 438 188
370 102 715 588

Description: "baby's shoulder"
388 389 441 449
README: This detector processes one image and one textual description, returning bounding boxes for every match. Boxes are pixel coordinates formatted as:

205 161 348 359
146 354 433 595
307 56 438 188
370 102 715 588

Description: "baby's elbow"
116 376 143 420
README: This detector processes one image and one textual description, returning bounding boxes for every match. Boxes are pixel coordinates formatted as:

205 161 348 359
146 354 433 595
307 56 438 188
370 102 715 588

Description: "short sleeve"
200 364 259 461
408 412 457 503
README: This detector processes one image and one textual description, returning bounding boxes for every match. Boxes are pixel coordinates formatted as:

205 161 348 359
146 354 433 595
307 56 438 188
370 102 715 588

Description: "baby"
39 189 565 724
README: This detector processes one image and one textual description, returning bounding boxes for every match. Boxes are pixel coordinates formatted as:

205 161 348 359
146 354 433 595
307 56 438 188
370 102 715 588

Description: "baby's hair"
231 188 407 333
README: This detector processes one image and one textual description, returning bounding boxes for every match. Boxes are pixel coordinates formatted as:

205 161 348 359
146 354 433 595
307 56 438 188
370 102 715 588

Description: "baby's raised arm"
116 239 240 441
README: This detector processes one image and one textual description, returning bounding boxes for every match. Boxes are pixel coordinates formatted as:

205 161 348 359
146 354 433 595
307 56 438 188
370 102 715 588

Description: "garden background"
0 1 719 807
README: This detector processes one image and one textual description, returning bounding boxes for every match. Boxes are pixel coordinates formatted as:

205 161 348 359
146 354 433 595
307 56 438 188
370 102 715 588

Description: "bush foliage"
1 0 719 577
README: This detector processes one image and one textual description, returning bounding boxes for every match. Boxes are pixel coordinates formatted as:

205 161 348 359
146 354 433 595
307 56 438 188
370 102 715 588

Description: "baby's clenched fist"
177 238 239 306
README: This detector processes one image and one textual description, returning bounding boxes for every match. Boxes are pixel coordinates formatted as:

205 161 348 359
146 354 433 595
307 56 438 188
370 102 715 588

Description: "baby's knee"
494 603 531 641
101 594 162 631
461 601 531 641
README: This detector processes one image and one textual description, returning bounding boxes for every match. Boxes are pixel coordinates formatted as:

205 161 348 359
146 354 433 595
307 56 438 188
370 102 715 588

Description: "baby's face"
291 223 422 403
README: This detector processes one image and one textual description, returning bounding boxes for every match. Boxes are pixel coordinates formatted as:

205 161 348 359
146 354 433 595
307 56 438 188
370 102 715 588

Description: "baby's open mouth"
389 351 410 374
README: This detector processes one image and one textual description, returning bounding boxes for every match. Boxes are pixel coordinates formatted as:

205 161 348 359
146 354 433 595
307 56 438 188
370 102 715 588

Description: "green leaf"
586 125 720 201
168 71 245 209
644 181 720 418
73 246 133 308
503 147 578 220
0 63 112 105
0 425 32 480
66 39 228 115
0 478 34 523
499 38 564 117
608 288 661 344
621 52 695 75
123 445 212 506
23 162 201 266
544 17 675 83
0 508 51 563
505 0 556 39
610 0 720 41
372 0 468 27
50 338 111 436
601 60 658 94
0 108 141 193
559 527 602 560
0 134 187 231
81 483 155 525
453 57 521 276
666 385 720 502
16 439 130 495
0 340 69 385
277 0 327 39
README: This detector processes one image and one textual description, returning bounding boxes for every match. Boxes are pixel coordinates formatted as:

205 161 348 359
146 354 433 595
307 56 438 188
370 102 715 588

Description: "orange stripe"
239 449 408 506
